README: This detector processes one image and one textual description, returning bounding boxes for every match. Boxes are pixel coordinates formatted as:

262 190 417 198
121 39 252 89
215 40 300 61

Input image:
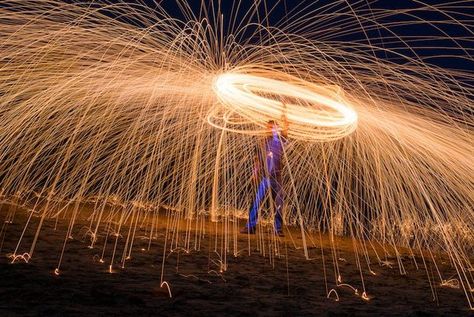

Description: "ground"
0 204 471 316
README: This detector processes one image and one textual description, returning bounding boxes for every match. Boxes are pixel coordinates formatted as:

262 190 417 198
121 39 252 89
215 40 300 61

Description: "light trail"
0 0 472 310
211 71 358 141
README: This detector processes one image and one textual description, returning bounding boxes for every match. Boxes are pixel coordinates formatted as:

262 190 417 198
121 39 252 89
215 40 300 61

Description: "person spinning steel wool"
241 103 289 237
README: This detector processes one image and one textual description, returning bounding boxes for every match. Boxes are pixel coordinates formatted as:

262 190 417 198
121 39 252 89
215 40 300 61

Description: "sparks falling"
0 0 472 309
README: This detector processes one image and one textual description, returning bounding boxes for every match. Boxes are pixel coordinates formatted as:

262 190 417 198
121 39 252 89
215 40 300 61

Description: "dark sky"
108 0 473 72
5 0 473 72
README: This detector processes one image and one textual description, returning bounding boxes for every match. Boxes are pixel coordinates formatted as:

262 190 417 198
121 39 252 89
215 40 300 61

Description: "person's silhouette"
241 104 288 236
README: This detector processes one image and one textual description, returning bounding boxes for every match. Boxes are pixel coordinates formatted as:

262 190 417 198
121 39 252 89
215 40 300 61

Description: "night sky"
2 0 472 84
76 0 473 74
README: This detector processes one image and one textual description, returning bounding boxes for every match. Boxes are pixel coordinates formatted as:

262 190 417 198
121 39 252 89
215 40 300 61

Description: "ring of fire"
210 71 358 142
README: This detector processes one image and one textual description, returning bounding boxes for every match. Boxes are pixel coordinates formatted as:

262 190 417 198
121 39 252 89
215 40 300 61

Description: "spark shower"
0 0 472 309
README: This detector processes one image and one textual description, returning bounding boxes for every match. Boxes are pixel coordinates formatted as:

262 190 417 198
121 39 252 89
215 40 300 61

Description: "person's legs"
245 177 269 230
270 176 284 234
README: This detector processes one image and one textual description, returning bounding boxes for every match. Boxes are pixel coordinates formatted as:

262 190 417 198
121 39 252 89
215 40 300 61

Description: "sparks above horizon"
0 0 472 310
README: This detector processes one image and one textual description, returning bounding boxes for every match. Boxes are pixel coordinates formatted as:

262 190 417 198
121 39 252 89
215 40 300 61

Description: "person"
241 103 289 236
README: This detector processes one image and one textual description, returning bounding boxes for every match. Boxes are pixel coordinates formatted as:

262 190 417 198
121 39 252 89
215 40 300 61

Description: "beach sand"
0 204 471 316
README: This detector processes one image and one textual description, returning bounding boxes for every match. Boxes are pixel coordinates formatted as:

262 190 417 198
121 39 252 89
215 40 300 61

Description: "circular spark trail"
211 71 358 141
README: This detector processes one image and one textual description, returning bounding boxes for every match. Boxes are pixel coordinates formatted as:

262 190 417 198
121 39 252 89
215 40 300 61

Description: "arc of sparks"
211 71 358 141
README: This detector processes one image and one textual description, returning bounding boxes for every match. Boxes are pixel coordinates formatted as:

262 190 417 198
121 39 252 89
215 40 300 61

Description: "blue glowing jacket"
263 127 285 176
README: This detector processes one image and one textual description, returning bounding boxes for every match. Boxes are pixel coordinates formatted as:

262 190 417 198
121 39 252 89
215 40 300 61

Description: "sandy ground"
0 204 472 316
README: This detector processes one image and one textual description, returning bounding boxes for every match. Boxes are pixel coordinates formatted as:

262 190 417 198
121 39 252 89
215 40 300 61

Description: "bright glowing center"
210 71 358 142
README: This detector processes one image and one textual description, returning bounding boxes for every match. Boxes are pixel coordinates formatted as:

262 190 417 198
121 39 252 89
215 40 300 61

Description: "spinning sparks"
211 71 358 141
0 0 473 311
